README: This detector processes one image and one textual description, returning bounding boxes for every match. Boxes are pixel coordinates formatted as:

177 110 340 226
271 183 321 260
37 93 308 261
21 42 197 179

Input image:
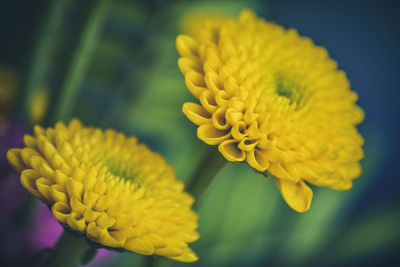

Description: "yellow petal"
239 9 257 25
211 107 229 130
197 123 230 145
96 212 116 228
154 245 182 257
7 149 25 172
87 222 106 240
231 121 247 141
23 134 36 148
67 214 87 232
125 237 154 255
178 57 203 74
218 139 245 161
113 214 135 229
168 248 198 262
99 231 125 247
20 169 40 196
268 163 299 182
238 138 257 152
182 102 211 126
275 179 313 213
49 184 68 203
52 202 72 223
83 209 101 222
66 178 83 200
226 109 244 126
176 35 199 58
246 149 269 172
185 71 207 98
199 90 218 113
35 177 53 202
205 72 224 93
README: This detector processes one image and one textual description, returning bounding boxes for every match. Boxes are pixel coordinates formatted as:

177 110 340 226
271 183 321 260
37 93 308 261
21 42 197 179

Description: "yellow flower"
7 120 199 262
176 9 364 212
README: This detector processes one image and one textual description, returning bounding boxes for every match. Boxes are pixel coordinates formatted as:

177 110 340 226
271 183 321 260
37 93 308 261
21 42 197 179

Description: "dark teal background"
0 0 399 266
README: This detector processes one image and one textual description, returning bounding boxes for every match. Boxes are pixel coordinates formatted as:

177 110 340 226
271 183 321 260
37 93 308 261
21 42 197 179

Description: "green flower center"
274 73 303 107
103 159 138 181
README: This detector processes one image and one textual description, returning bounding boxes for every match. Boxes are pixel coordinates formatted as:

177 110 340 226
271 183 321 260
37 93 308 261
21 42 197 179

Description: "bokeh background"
0 0 399 266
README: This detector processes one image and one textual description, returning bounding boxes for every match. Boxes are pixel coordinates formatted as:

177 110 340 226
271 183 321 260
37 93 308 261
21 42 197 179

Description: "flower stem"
43 231 95 267
47 0 111 125
187 146 228 210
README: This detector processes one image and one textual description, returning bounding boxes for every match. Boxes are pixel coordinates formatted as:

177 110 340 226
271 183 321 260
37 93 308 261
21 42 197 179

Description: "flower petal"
182 102 211 125
125 237 155 255
211 107 230 130
197 123 230 145
178 57 203 74
268 163 299 182
169 248 198 262
199 90 218 113
218 139 245 161
275 179 313 213
185 71 207 98
7 149 25 172
246 149 269 172
176 35 199 58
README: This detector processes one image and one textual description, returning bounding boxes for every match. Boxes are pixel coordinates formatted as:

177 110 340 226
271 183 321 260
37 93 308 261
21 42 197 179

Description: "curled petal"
205 72 224 93
7 149 25 172
182 103 211 125
197 123 230 145
35 177 53 202
238 138 258 152
52 201 72 223
211 107 230 130
246 149 269 172
231 121 247 143
99 231 125 248
215 90 232 107
176 35 199 58
218 139 246 161
226 109 244 126
178 57 203 74
199 90 218 113
275 179 313 213
20 169 41 197
244 111 258 125
185 71 207 98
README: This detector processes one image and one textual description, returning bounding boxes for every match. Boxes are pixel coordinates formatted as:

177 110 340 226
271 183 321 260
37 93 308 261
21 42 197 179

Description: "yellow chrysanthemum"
7 120 199 262
176 9 364 212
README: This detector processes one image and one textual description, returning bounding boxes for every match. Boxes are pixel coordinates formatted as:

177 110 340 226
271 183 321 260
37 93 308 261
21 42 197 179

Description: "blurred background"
0 0 399 266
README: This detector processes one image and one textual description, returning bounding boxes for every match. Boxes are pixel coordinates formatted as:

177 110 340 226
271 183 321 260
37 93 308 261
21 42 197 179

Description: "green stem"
43 231 95 267
19 0 70 125
47 0 111 125
187 146 228 210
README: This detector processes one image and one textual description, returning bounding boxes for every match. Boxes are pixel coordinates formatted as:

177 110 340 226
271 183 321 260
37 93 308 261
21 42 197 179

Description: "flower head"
176 10 364 212
7 120 199 262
